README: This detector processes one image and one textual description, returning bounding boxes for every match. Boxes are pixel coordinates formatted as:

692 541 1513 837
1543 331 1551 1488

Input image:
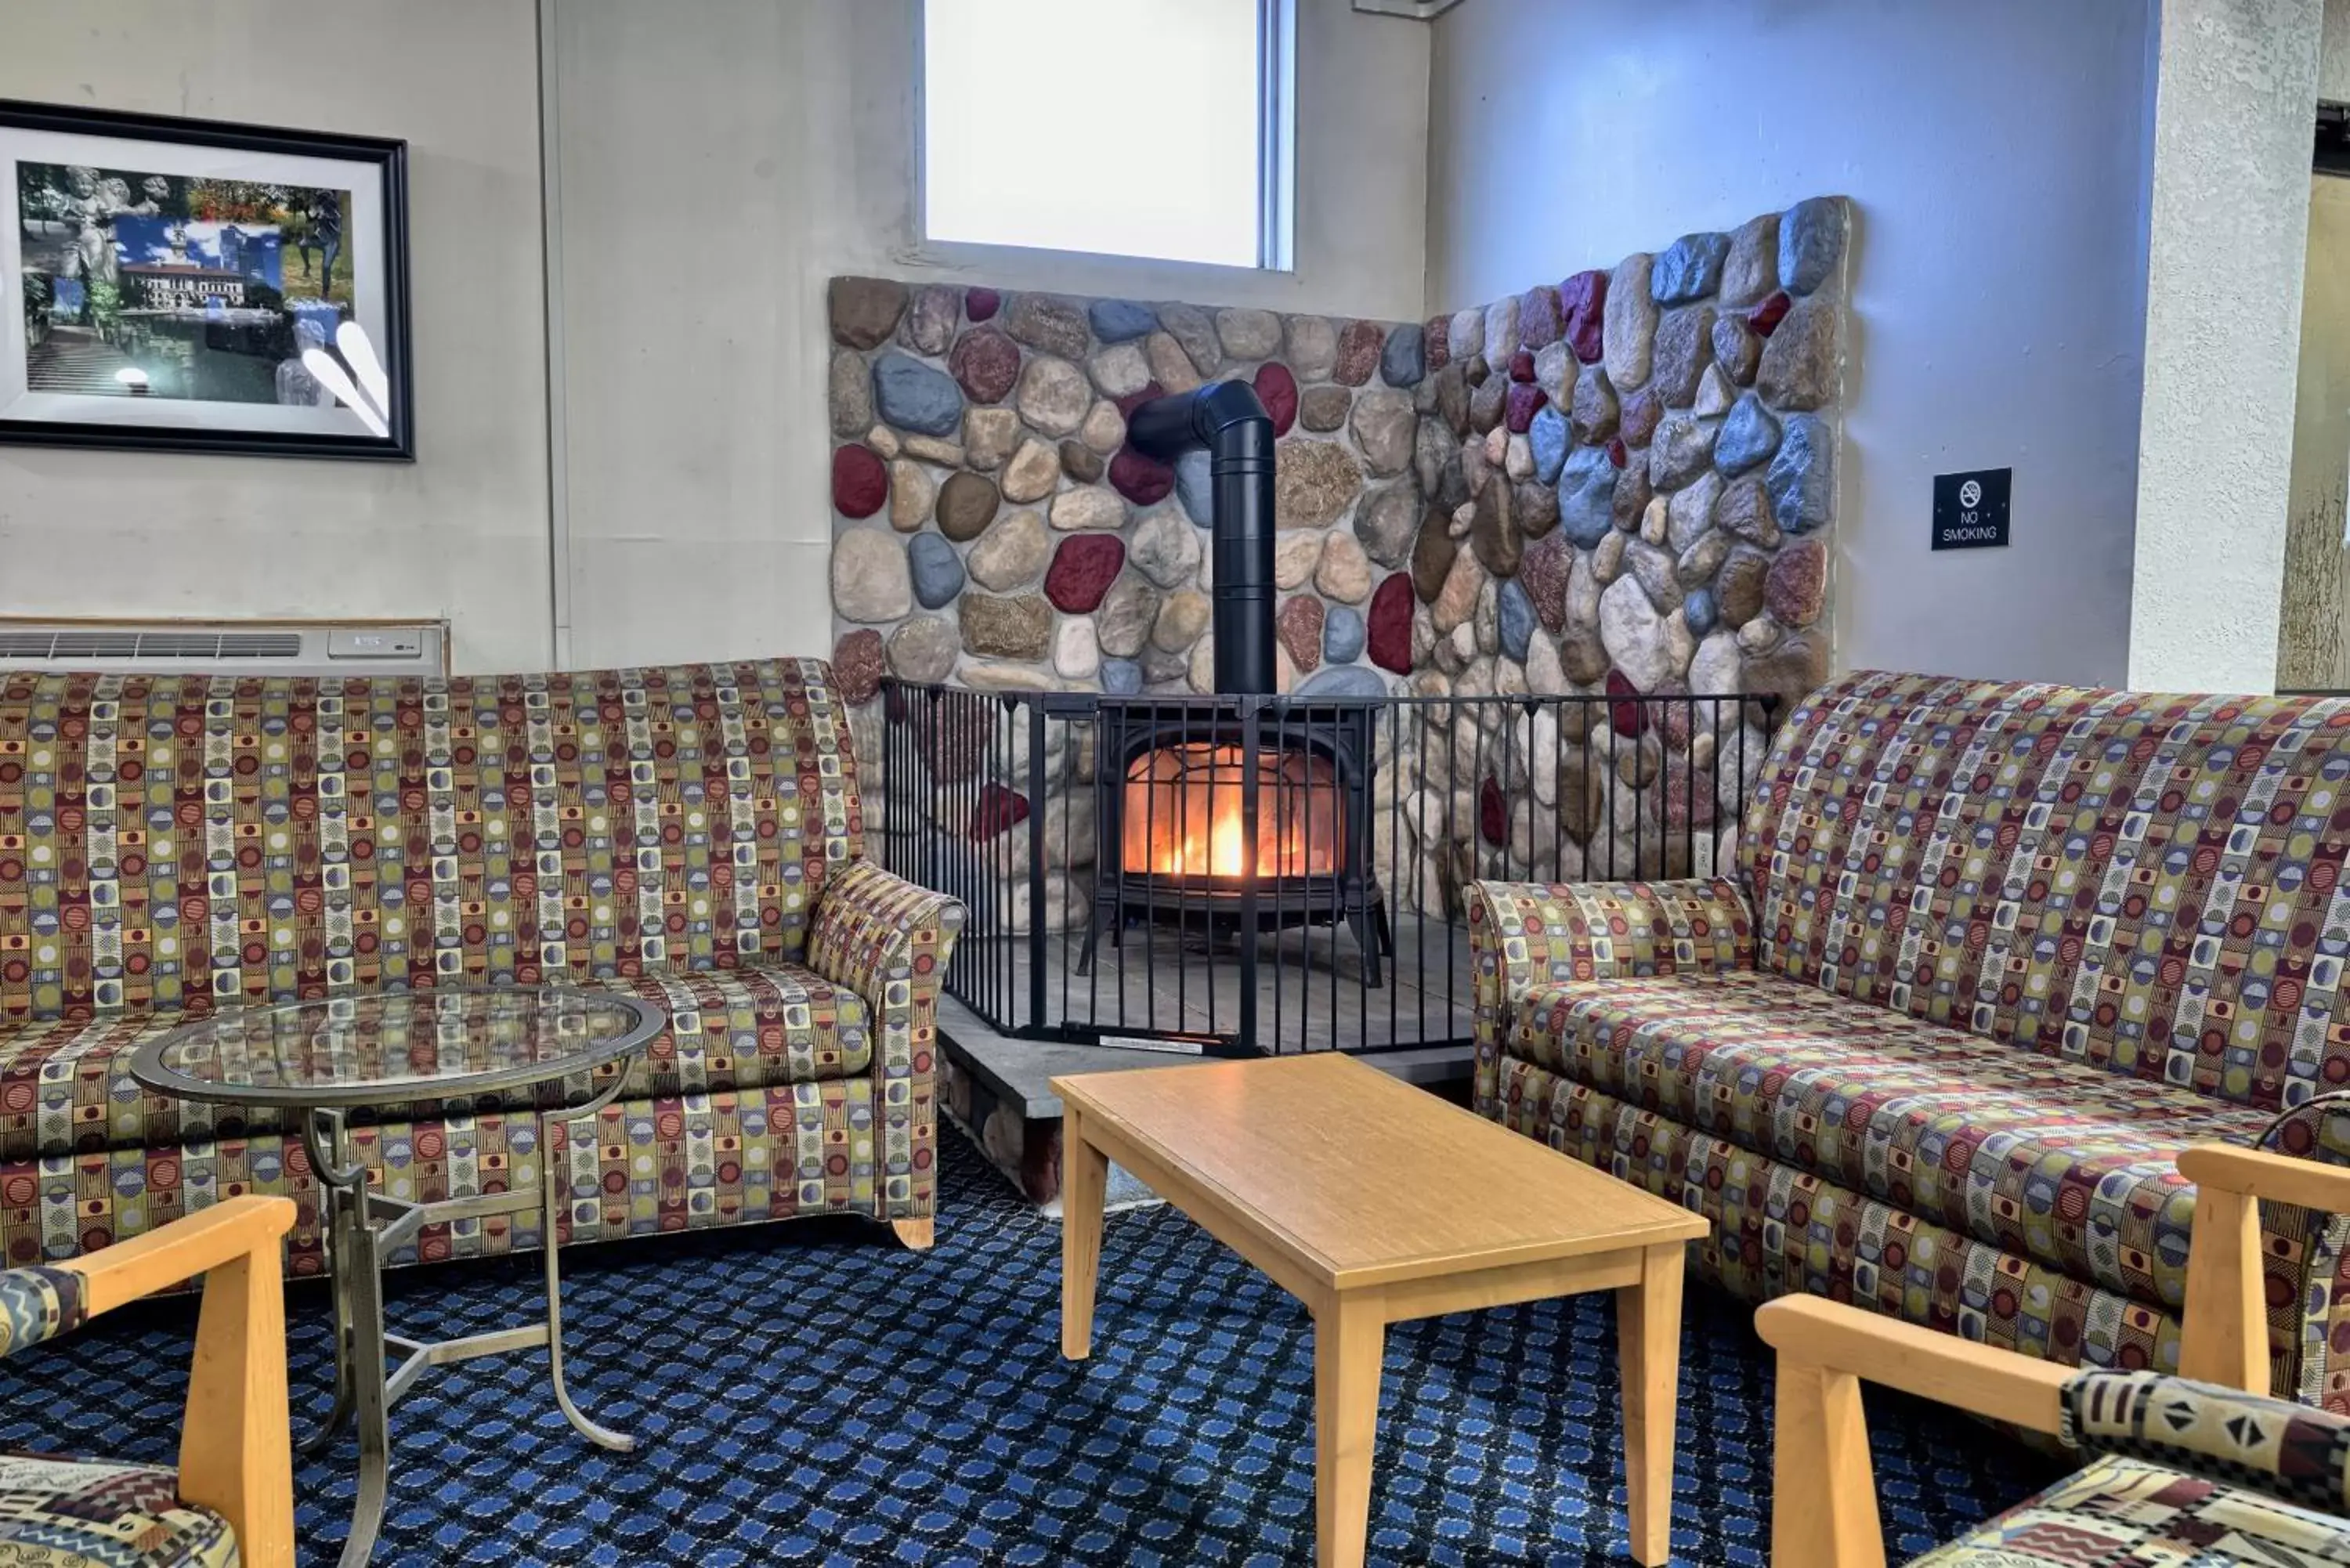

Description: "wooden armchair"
0 1194 296 1568
1758 1145 2350 1566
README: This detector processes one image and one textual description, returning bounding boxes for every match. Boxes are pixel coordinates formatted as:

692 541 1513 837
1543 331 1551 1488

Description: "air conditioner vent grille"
0 630 307 661
0 623 439 675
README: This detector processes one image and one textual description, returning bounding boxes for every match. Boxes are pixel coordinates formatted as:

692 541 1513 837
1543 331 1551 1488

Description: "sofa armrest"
1466 876 1753 1008
1466 877 1753 1116
807 860 966 1221
808 858 966 1057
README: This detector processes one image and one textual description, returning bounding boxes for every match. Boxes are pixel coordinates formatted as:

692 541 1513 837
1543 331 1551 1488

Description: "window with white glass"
920 0 1295 271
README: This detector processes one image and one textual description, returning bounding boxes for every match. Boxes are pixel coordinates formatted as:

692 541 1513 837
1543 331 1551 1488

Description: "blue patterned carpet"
0 1133 2060 1565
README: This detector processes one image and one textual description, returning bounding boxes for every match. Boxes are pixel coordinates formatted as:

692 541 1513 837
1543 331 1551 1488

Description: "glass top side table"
132 987 664 1568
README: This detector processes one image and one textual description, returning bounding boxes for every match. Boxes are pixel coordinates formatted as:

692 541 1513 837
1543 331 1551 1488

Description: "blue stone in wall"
1684 586 1718 638
1294 664 1389 699
871 352 964 437
1558 446 1617 547
906 533 964 609
1101 658 1144 695
1380 323 1426 388
1088 298 1158 343
1780 197 1846 294
1323 604 1365 664
1496 578 1534 663
1175 449 1214 526
1650 232 1731 305
1713 394 1782 476
1766 414 1834 535
1528 404 1569 485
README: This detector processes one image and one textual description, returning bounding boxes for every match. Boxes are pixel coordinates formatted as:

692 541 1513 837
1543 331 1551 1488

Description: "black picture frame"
0 98 412 461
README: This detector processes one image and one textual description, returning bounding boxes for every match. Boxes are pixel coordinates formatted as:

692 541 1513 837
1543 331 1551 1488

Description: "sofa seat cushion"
7 1074 880 1275
0 963 870 1162
577 966 871 1092
1509 970 2278 1309
0 1452 236 1566
1905 1451 2350 1565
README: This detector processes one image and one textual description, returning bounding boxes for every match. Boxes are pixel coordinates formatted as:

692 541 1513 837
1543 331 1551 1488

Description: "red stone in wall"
1559 270 1608 363
1366 573 1414 674
1045 535 1126 614
1253 362 1298 435
1109 446 1174 507
832 445 888 518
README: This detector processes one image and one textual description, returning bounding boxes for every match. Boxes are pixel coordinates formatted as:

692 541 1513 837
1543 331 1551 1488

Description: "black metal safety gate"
879 680 1776 1057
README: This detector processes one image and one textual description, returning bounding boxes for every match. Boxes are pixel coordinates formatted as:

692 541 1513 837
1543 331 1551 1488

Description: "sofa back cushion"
1737 669 2350 1111
0 660 862 1022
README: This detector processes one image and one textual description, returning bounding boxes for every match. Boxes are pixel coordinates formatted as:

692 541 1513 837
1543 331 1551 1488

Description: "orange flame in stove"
1123 744 1340 881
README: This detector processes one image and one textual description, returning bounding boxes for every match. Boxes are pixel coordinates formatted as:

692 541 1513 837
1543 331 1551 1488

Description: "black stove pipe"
1124 381 1277 696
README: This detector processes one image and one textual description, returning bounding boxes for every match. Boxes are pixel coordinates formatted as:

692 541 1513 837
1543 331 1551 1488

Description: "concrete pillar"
2129 0 2323 691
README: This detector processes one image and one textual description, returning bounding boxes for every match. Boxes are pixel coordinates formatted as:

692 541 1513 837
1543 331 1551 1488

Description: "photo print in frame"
1 98 410 459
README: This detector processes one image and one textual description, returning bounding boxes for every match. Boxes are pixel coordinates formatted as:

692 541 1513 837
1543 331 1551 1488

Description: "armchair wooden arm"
1755 1295 2070 1568
1756 1139 2342 1567
60 1196 298 1568
2175 1143 2350 1391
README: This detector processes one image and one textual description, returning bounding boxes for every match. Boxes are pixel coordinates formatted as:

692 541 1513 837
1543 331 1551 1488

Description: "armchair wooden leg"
1770 1357 1885 1568
891 1216 936 1251
177 1248 295 1568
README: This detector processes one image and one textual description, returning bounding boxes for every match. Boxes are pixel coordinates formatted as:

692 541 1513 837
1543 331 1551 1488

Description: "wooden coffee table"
1054 1053 1708 1568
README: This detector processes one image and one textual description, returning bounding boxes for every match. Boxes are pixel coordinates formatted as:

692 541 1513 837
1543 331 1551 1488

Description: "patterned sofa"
1470 670 2350 1407
0 660 962 1279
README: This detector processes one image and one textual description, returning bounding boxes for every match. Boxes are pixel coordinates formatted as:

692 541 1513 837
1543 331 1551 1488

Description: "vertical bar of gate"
1060 710 1076 1035
1177 703 1191 1039
1684 693 1696 878
1267 703 1285 1054
1026 697 1047 1035
1415 699 1429 1046
1239 702 1260 1053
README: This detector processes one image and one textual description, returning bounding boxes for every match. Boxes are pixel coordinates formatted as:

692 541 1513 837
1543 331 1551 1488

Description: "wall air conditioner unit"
0 619 449 677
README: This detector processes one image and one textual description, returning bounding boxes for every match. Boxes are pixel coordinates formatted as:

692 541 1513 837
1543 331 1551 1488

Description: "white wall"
547 0 1434 668
2323 0 2350 99
1426 0 2157 687
0 0 554 671
2129 0 2320 693
0 0 1427 674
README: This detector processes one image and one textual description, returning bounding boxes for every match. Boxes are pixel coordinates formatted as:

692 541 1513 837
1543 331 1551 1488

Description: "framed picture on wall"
0 99 411 460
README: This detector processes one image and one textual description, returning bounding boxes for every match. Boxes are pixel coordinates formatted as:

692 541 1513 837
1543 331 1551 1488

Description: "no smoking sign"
1932 468 2011 551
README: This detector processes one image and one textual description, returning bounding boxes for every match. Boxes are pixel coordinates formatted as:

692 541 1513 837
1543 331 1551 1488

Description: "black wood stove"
1079 383 1393 986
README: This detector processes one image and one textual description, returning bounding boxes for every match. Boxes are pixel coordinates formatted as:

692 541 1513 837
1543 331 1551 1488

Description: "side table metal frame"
296 1066 636 1568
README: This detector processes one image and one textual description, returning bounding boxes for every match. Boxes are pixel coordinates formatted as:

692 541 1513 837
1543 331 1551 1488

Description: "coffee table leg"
1060 1106 1108 1360
1314 1293 1385 1568
542 1109 634 1452
340 1184 391 1568
1618 1241 1687 1566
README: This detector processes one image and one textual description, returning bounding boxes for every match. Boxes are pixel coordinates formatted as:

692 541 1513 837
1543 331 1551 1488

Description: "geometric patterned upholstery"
1907 1451 2350 1566
1472 670 2350 1413
0 1452 236 1566
1486 1043 2202 1377
1465 878 1752 1002
0 1266 82 1358
1741 670 2350 1122
0 962 873 1162
0 663 866 1020
1511 970 2279 1310
0 659 964 1275
804 859 966 1219
2 1068 881 1278
2062 1371 2350 1512
1911 1371 2350 1564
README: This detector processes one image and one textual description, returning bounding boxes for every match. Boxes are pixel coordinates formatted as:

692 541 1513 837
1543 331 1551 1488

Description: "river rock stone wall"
829 197 1850 928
